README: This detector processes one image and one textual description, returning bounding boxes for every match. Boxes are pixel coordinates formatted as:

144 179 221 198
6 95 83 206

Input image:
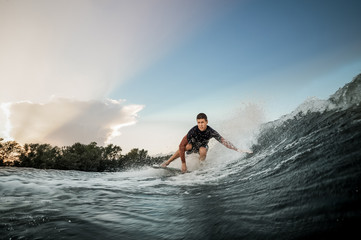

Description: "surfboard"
152 164 188 173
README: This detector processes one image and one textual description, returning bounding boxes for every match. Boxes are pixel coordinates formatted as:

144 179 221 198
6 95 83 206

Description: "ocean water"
1 75 361 239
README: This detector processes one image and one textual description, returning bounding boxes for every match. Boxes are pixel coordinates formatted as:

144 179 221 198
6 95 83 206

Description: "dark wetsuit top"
186 125 222 153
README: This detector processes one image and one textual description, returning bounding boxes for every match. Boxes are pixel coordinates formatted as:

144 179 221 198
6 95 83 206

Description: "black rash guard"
186 125 223 152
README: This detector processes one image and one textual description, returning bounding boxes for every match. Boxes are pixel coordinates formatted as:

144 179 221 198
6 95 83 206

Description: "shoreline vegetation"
0 138 170 172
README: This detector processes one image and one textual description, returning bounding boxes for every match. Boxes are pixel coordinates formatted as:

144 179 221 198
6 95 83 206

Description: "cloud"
0 0 230 103
5 98 144 146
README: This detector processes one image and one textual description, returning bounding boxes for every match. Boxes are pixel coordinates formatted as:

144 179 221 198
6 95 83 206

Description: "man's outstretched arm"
220 137 253 154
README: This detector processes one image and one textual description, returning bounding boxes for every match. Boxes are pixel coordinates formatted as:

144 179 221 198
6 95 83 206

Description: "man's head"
196 113 208 131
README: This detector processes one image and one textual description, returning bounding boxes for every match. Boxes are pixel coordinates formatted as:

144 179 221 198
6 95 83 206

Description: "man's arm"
220 137 238 151
220 137 253 154
179 135 188 173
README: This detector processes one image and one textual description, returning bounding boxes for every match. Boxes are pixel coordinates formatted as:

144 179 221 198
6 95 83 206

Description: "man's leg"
163 150 180 166
162 143 192 167
199 147 207 161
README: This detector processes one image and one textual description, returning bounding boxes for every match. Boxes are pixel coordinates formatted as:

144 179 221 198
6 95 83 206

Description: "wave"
232 73 361 238
1 74 361 239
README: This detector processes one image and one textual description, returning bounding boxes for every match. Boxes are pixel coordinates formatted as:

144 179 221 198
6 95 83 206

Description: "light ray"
0 103 13 141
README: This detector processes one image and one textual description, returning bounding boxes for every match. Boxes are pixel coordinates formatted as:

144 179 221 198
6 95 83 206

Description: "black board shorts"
186 142 209 154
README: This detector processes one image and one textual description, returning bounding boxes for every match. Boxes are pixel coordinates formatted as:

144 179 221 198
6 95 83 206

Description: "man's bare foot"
160 161 169 168
181 163 187 173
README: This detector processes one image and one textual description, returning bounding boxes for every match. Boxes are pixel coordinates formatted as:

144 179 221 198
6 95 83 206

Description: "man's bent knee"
186 144 192 151
199 147 207 160
199 147 207 154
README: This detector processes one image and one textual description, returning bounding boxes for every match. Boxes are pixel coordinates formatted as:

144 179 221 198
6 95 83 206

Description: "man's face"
197 118 208 131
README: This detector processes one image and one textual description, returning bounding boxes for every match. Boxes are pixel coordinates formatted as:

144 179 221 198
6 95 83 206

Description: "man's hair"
197 113 208 121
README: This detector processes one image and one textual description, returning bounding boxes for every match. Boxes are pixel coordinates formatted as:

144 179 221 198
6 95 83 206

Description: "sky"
1 0 361 155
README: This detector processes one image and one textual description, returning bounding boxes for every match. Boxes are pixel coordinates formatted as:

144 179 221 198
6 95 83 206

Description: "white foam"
282 97 334 121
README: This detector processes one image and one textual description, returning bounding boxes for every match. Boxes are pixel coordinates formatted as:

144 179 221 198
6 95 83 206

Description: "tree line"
0 138 169 172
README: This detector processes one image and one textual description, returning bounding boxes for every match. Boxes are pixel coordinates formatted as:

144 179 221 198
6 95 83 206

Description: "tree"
1 137 170 171
19 143 60 169
98 144 123 171
123 148 150 167
102 144 122 161
0 139 22 166
58 142 103 171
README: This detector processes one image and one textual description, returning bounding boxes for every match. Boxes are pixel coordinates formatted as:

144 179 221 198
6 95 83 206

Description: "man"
161 113 252 173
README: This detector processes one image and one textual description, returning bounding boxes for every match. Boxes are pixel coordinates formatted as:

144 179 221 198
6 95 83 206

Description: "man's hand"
237 149 253 154
181 162 187 173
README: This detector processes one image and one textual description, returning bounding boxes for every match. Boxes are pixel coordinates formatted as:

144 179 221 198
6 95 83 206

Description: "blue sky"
1 0 361 154
108 0 361 153
112 0 361 117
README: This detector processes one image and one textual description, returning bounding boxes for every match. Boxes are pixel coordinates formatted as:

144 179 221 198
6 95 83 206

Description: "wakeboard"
152 164 189 173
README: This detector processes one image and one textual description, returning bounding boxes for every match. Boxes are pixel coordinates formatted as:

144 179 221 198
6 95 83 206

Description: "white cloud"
0 0 228 103
5 98 144 146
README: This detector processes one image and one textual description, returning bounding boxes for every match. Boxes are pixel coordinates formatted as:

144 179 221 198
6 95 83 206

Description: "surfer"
161 113 252 173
